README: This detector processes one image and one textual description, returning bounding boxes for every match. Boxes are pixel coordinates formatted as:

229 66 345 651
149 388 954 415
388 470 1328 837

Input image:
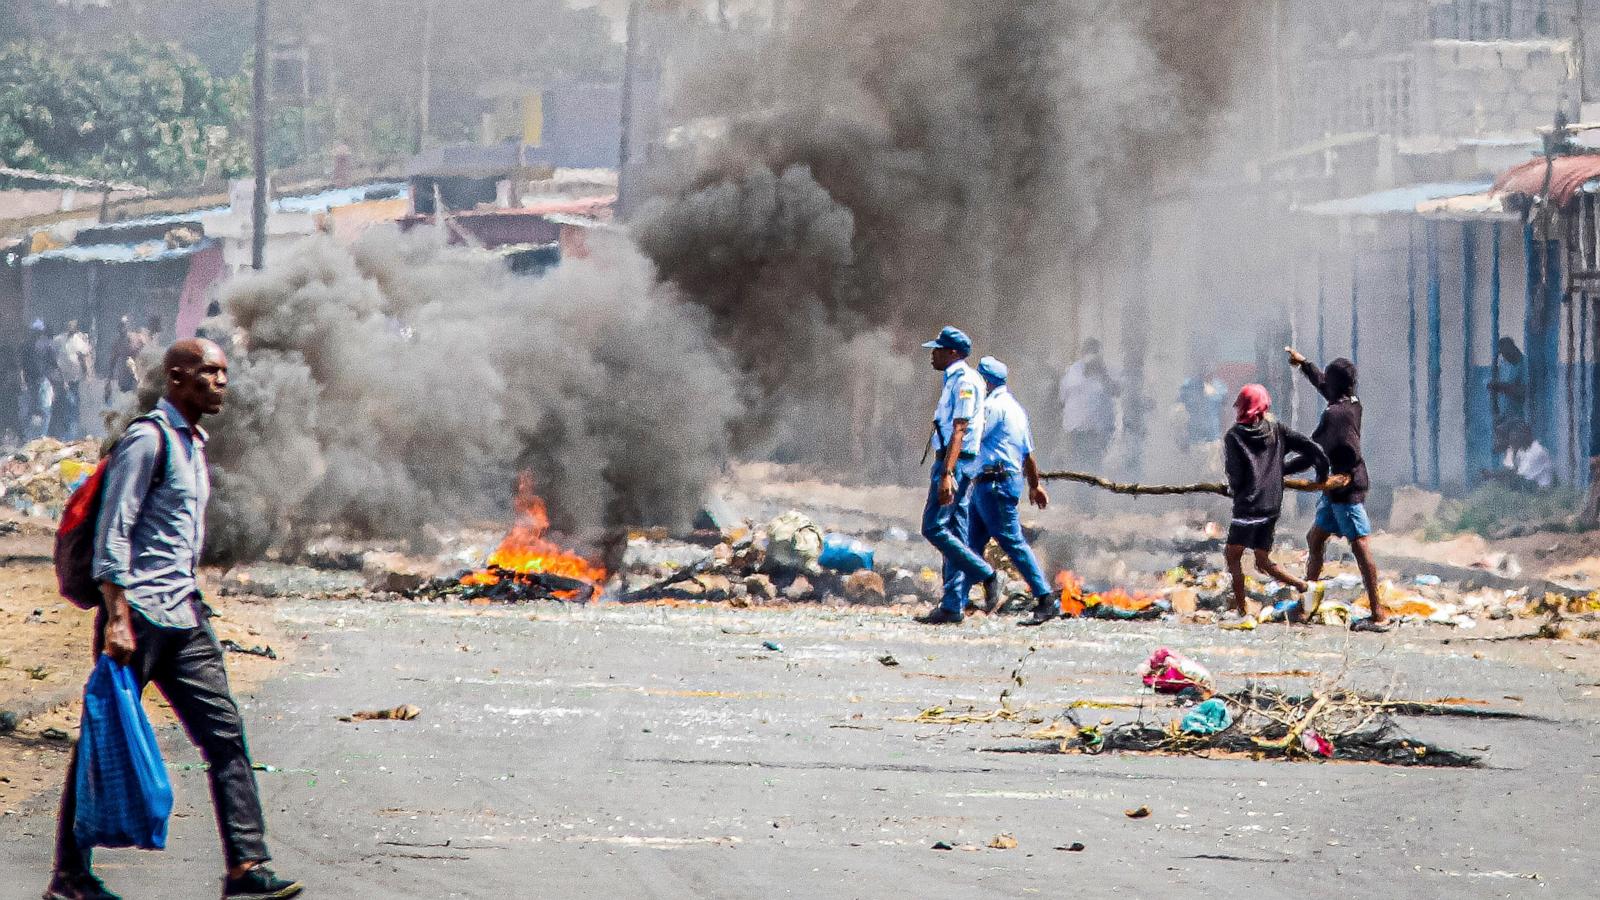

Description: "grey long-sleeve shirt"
92 397 210 629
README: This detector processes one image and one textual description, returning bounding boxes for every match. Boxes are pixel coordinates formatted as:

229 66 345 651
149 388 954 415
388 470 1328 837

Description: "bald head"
164 337 229 422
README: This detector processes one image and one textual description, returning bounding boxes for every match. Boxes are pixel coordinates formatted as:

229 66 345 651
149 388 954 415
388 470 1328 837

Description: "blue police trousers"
970 473 1052 599
922 464 995 614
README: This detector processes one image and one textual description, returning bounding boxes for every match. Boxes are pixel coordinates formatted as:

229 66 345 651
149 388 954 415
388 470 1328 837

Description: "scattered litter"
1413 574 1442 586
1124 806 1151 819
220 640 277 660
931 840 955 851
818 533 875 573
1179 698 1233 735
0 437 99 519
41 727 70 741
1055 842 1087 852
987 833 1018 850
766 511 823 575
0 710 16 734
761 640 783 652
877 654 899 667
1299 728 1334 758
342 704 422 722
1138 648 1214 694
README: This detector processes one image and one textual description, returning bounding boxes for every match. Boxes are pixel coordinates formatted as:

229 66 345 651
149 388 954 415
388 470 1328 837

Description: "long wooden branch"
1037 470 1329 497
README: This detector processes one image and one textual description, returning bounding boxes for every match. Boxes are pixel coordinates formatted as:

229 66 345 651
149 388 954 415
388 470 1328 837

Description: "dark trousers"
55 605 270 873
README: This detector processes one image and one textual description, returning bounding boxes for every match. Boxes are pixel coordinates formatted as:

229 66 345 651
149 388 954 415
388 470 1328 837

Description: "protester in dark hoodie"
1287 349 1391 632
1223 384 1328 618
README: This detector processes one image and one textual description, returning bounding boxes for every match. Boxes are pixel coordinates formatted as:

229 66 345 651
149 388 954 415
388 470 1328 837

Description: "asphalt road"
3 599 1597 898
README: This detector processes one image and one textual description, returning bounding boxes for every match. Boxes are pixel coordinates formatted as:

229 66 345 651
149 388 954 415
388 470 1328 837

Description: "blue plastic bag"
818 534 874 573
1179 698 1233 736
73 656 173 850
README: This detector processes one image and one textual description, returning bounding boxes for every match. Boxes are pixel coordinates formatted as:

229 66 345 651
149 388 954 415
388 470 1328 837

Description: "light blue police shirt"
978 385 1035 475
931 360 985 477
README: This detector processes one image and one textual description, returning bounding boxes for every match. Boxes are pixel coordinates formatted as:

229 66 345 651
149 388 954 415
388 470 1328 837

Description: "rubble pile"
0 438 99 520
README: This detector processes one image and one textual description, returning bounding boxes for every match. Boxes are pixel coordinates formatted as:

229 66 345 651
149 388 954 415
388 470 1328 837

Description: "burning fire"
1053 570 1156 617
461 474 606 594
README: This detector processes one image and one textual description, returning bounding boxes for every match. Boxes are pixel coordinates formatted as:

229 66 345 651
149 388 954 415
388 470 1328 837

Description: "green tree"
0 37 249 188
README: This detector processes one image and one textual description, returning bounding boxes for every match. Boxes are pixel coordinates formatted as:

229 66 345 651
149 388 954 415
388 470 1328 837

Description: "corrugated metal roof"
1491 154 1600 209
22 237 215 266
1298 181 1494 218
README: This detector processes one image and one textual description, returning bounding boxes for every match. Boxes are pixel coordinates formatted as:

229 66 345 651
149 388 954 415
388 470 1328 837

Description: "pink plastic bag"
1138 647 1215 694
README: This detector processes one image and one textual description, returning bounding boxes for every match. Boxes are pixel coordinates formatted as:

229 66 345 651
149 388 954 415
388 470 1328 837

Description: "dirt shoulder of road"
0 515 289 814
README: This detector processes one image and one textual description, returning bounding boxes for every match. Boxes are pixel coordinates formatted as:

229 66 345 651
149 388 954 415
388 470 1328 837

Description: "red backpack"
54 413 168 610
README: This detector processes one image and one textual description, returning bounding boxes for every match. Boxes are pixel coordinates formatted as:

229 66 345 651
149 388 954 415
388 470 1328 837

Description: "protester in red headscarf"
1222 385 1330 619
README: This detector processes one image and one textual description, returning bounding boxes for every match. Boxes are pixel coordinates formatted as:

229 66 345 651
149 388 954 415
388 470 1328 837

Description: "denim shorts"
1314 495 1371 540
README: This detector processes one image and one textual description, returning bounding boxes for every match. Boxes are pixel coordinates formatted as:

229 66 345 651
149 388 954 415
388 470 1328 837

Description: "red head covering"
1235 384 1271 425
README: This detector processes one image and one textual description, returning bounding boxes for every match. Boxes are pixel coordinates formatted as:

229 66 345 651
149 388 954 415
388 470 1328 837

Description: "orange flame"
1055 570 1086 617
462 474 606 593
1053 570 1156 616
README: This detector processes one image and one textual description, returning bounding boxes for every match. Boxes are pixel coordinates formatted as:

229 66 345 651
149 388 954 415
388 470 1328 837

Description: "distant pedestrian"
50 320 92 440
1287 348 1391 632
1178 370 1229 449
1058 339 1118 469
966 357 1059 626
915 326 999 625
104 316 144 404
1222 384 1328 620
45 338 304 900
24 321 56 441
1488 337 1528 435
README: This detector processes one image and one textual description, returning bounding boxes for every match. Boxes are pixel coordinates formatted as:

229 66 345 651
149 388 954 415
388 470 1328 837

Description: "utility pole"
417 0 438 154
616 0 642 220
252 0 269 271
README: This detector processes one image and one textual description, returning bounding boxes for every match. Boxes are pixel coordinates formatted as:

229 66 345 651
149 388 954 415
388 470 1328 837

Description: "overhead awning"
1415 191 1518 221
1298 181 1493 218
1491 154 1600 210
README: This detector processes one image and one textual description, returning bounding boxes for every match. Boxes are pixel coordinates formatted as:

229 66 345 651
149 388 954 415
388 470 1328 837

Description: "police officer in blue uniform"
969 357 1060 626
916 327 1000 625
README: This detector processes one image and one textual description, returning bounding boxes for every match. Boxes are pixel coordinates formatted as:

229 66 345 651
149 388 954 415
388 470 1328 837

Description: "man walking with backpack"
46 338 302 900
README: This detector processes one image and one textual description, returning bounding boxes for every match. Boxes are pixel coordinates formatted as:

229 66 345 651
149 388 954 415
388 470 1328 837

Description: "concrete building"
1150 0 1600 507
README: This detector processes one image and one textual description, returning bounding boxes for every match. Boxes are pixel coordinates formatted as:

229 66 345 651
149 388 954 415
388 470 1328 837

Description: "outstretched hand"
1323 474 1351 491
1285 346 1308 368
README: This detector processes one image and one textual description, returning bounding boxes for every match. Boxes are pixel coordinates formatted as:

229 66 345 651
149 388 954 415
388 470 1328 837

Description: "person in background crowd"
50 320 92 440
1057 339 1118 505
105 316 146 405
25 320 56 441
1178 369 1229 450
1488 337 1528 436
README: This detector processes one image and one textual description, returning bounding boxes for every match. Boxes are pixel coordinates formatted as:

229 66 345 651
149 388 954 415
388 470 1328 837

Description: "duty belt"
976 465 1015 483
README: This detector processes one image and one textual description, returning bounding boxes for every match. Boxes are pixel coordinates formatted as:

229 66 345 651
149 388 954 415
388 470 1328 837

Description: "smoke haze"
123 1 1265 557
155 234 742 562
632 0 1263 469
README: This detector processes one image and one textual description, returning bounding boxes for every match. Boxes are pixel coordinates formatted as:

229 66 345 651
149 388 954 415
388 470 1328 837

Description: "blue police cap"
921 326 972 356
977 356 1008 385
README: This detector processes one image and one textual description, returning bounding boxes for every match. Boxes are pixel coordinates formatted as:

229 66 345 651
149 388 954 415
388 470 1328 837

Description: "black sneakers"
222 867 303 900
43 872 121 900
915 606 964 625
